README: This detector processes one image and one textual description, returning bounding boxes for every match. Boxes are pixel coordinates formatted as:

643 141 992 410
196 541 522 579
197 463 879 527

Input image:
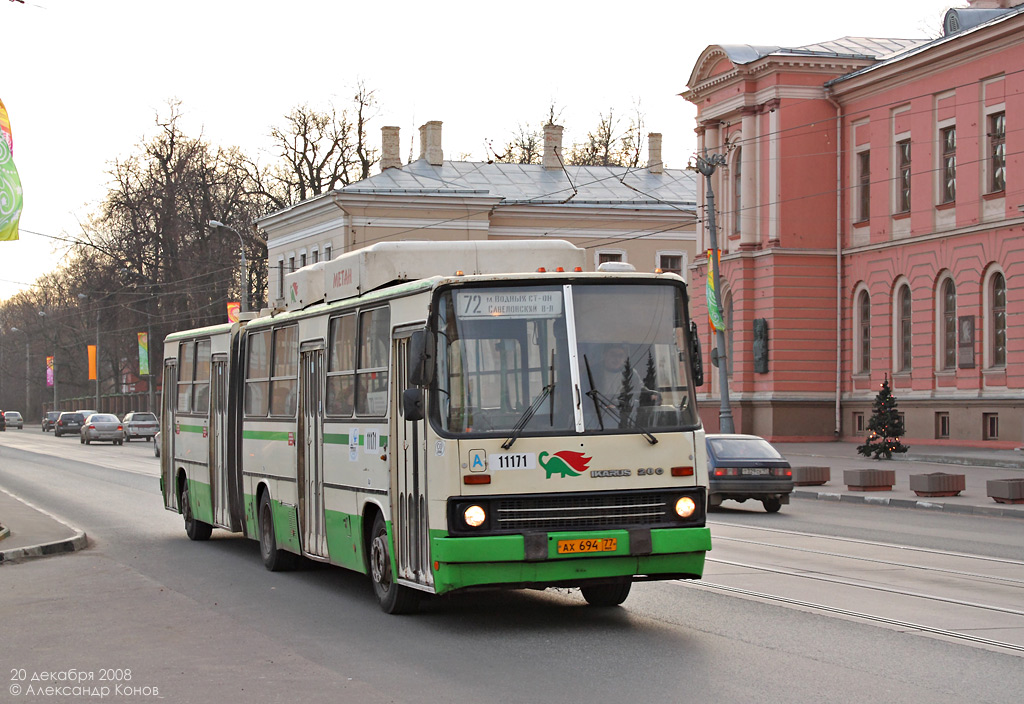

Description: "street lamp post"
10 327 30 416
209 220 248 313
694 151 735 435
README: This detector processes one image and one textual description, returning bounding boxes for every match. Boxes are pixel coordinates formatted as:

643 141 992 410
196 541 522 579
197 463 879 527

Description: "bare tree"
263 87 380 204
567 106 645 168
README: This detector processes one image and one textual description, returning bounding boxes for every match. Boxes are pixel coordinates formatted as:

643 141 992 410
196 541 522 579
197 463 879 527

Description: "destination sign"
456 290 562 319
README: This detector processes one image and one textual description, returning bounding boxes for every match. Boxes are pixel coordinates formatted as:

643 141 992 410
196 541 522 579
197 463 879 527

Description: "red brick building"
684 0 1024 446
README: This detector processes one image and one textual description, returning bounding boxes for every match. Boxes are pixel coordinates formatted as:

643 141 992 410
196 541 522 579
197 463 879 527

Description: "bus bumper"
429 526 711 595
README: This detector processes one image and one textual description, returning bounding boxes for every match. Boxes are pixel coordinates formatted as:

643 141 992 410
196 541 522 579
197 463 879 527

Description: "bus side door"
392 330 432 589
298 344 328 558
161 361 177 511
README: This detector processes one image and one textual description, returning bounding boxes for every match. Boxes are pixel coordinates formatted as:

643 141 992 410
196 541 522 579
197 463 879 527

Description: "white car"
4 410 24 429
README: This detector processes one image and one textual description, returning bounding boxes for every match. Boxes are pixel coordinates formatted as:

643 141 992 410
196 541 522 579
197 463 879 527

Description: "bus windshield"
434 282 699 437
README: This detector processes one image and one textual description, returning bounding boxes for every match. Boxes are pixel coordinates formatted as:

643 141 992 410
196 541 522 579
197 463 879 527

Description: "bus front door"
393 332 432 589
299 347 328 558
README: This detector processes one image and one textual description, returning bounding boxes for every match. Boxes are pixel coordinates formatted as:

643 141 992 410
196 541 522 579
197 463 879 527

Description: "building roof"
717 37 929 66
338 159 697 210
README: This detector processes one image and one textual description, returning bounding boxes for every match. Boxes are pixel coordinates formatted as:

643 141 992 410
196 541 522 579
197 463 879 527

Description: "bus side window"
246 329 271 416
356 307 390 416
270 325 298 417
177 341 195 413
193 339 212 414
327 314 356 416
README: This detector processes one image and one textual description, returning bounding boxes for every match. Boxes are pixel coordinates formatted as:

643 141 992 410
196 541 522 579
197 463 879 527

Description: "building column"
740 106 759 248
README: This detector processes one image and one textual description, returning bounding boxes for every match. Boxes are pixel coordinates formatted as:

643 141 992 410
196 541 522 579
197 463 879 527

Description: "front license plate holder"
556 538 618 554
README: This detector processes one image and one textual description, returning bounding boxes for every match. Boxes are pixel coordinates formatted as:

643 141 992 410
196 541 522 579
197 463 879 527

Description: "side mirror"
403 388 424 421
408 329 435 387
689 321 704 387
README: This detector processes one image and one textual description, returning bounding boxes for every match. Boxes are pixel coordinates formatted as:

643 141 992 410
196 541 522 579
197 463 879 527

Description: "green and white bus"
160 240 711 613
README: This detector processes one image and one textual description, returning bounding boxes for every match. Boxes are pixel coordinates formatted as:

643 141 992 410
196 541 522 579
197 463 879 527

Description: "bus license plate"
557 538 617 554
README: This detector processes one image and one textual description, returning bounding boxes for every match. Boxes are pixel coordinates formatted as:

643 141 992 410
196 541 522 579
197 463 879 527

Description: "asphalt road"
2 431 1023 704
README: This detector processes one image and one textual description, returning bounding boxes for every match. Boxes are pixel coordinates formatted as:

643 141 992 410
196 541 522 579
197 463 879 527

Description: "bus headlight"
463 505 487 528
674 496 697 519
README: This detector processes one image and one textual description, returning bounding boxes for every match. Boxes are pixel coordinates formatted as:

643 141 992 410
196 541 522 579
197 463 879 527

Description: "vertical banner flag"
46 356 54 388
227 301 240 323
138 332 150 376
88 345 97 381
0 98 24 242
706 249 724 331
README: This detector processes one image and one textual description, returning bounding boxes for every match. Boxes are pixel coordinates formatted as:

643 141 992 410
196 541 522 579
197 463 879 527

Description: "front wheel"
581 578 632 607
181 485 213 541
369 513 420 614
258 492 298 571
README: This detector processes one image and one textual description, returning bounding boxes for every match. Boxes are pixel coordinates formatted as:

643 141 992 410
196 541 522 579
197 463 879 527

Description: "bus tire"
258 492 298 571
581 578 632 607
369 512 420 615
182 486 213 541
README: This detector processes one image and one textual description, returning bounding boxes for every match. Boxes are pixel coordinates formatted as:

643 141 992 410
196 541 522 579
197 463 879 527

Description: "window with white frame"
277 259 285 300
324 244 332 261
856 150 871 222
312 248 319 265
657 252 684 277
596 251 625 269
940 126 956 204
938 277 957 370
988 112 1006 194
896 140 911 213
855 288 871 373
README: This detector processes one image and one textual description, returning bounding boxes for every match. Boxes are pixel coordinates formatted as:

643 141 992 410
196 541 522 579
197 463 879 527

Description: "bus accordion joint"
463 474 491 485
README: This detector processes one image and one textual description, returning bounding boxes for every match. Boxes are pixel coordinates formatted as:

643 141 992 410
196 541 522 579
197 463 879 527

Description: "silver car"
122 411 159 442
80 413 124 445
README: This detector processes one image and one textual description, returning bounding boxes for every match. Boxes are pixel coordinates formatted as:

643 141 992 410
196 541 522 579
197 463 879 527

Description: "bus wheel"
581 578 632 607
369 513 419 615
181 486 213 541
258 492 298 571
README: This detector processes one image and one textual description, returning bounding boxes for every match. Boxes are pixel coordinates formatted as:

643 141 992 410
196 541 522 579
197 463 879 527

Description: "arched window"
895 284 912 372
856 289 871 373
939 278 957 370
990 272 1006 368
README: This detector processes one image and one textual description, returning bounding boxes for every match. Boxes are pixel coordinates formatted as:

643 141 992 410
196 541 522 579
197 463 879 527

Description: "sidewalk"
0 488 87 564
774 441 1024 519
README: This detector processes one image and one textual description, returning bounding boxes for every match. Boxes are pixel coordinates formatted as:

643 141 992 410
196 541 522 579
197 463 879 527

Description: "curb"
0 531 89 564
0 489 89 565
792 489 1024 519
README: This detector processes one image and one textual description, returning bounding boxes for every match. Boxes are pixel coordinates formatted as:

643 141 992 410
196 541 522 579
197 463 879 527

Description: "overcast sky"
0 0 958 300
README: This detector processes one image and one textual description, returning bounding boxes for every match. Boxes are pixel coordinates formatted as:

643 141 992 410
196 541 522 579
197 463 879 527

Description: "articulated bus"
160 240 711 613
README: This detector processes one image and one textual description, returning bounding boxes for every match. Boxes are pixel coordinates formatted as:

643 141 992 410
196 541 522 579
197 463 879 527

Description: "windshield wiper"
582 354 658 445
501 383 554 450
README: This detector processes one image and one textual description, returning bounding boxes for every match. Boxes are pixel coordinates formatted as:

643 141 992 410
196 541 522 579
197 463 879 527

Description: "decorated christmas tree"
857 374 909 459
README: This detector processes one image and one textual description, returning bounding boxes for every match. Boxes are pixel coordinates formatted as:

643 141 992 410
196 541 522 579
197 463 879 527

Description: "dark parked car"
80 413 124 445
42 411 60 432
0 410 6 431
122 411 159 442
705 433 793 513
54 412 86 437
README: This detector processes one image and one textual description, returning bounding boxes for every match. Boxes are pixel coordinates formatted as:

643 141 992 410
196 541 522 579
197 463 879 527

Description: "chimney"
380 126 401 170
648 133 663 173
543 124 564 169
419 121 443 166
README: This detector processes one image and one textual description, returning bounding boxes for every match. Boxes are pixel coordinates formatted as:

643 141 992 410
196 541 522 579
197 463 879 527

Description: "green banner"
0 134 23 242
